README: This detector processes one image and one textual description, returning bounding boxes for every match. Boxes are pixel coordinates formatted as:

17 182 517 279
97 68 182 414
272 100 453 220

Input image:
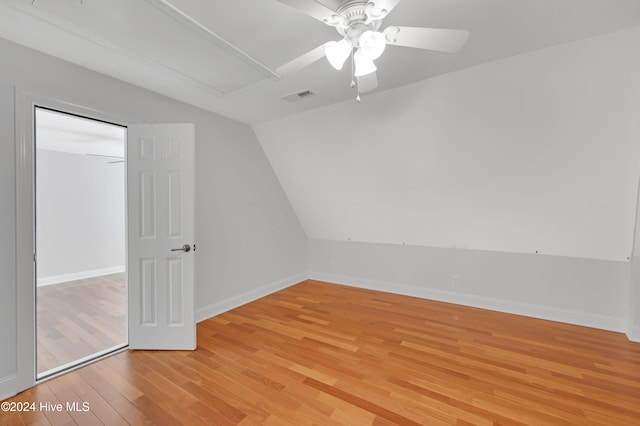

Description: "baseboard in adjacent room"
628 325 640 342
308 271 628 334
195 272 308 323
37 265 126 286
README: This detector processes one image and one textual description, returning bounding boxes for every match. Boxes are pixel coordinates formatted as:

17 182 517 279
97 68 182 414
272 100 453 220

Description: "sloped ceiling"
0 0 639 124
254 26 640 261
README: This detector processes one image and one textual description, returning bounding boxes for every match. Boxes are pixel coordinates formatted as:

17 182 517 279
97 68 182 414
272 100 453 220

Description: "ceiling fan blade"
384 26 469 53
276 42 331 77
357 72 378 93
276 0 342 25
367 0 404 17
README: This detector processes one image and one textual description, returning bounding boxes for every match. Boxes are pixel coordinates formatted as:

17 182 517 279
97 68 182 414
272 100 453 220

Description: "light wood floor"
37 273 127 375
5 279 640 425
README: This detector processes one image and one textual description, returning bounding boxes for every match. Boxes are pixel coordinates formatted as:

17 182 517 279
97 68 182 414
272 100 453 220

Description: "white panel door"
128 123 196 350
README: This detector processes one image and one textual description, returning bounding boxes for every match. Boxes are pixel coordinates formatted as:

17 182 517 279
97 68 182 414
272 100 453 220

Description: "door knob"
171 244 191 253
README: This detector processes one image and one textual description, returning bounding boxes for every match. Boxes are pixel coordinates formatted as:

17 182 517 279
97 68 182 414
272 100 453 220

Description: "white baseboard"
193 269 631 335
628 325 640 342
195 272 308 323
309 272 628 334
0 373 18 401
37 265 126 286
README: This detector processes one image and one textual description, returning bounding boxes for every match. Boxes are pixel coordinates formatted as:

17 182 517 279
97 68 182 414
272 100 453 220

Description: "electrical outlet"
451 275 460 285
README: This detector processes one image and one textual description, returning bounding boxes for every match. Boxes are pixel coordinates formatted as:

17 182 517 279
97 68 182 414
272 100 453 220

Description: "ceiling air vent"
282 89 316 102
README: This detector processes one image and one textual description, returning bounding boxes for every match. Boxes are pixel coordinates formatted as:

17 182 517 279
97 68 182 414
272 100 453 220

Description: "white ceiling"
1 0 639 124
36 108 125 158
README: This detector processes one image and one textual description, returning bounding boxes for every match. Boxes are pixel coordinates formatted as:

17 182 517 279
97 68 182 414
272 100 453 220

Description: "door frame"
14 88 131 390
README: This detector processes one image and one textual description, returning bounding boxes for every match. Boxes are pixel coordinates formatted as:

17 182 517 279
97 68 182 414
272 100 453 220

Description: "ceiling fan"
276 0 469 99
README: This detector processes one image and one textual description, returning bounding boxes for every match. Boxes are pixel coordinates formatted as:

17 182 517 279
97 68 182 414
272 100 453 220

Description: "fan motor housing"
335 1 383 45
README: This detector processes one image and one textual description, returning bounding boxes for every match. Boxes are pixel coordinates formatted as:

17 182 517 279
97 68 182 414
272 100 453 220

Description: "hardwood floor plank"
4 279 640 424
43 379 101 426
30 383 75 425
303 377 422 426
58 372 125 425
36 273 126 374
105 395 153 425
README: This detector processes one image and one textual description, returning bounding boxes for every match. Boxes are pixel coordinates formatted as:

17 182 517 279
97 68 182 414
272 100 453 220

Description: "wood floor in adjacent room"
36 273 127 375
4 279 640 425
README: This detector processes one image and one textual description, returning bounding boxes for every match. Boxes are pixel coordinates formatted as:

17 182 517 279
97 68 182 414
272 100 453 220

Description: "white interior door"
127 123 196 350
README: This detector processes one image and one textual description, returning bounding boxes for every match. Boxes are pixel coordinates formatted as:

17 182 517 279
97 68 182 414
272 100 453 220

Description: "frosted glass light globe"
325 39 352 70
354 49 377 77
358 31 386 60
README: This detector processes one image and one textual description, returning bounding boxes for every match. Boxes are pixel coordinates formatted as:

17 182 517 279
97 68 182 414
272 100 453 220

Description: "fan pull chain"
350 50 356 89
351 50 361 102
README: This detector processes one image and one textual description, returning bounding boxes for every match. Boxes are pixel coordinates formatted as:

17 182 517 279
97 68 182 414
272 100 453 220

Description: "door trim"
9 86 35 398
13 88 130 395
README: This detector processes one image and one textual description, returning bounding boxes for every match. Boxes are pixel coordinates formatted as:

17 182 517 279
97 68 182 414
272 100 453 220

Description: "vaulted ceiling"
1 0 639 124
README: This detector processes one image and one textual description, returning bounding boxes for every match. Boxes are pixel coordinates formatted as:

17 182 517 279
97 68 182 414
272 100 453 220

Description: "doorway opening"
35 106 128 379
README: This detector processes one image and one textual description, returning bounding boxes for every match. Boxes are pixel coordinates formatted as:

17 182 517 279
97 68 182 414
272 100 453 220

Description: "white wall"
0 37 307 398
256 26 640 339
255 26 640 262
36 149 125 283
309 239 630 332
629 177 640 341
0 85 17 384
0 35 307 306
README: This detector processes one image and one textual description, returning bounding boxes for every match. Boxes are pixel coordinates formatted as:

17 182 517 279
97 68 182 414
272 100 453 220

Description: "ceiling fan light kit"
325 39 353 70
276 0 469 101
354 49 377 77
358 30 386 60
